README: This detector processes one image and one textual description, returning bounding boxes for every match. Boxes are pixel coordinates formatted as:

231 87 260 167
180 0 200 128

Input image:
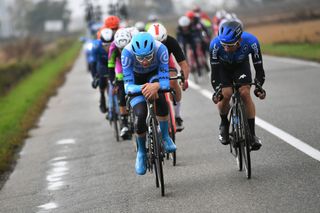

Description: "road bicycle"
213 81 264 179
107 80 120 142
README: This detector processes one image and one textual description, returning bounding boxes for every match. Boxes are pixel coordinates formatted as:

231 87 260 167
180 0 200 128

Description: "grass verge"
0 42 81 177
261 43 320 62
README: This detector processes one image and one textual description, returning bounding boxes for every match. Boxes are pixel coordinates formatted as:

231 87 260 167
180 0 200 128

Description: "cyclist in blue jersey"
92 28 114 113
121 32 176 175
209 21 266 151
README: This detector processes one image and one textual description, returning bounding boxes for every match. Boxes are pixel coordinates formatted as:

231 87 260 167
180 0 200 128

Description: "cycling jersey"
121 40 170 97
209 31 265 89
162 35 186 63
108 42 123 81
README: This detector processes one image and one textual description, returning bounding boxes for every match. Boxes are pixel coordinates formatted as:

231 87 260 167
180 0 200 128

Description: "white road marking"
37 202 58 211
56 138 76 145
189 81 320 162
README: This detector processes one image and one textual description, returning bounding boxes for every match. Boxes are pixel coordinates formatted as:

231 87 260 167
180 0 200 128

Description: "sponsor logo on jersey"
121 55 131 69
251 43 260 59
160 50 168 64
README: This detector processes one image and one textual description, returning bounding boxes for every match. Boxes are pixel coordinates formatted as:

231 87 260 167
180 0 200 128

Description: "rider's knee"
239 86 251 100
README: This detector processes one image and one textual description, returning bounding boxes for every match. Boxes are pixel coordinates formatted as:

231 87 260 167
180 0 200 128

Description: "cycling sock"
174 102 181 118
159 120 170 139
248 118 255 136
220 114 229 126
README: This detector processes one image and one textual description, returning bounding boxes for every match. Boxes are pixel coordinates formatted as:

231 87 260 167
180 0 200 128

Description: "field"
246 19 320 44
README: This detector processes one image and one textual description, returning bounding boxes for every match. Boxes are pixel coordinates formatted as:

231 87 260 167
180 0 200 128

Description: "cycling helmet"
218 21 243 44
148 14 158 22
147 23 167 42
128 27 139 37
100 28 114 44
178 16 191 27
135 21 145 32
131 32 155 56
185 11 195 20
114 28 131 49
104 15 120 29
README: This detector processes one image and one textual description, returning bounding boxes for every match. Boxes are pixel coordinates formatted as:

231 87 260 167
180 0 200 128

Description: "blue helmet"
218 21 243 44
131 32 155 56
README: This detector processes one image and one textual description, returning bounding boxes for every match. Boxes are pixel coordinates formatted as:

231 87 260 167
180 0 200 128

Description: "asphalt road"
0 53 319 213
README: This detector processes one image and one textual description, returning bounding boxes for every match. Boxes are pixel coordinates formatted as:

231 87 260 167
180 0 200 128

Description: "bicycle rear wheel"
239 103 251 179
167 100 176 166
152 118 165 196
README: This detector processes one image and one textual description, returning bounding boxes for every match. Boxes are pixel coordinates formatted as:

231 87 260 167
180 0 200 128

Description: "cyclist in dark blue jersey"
121 32 176 175
209 21 266 151
92 28 114 113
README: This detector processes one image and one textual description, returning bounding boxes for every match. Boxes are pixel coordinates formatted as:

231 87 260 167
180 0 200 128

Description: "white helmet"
135 21 145 32
147 23 167 42
100 28 113 44
128 27 139 37
114 28 132 49
178 16 191 27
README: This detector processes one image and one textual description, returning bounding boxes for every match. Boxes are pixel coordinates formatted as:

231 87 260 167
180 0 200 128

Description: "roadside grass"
261 42 320 62
0 42 81 175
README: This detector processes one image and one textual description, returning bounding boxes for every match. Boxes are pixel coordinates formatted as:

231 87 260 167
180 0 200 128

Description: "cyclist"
92 28 114 114
108 28 132 139
121 32 176 175
209 21 266 151
177 16 202 76
148 23 190 131
192 5 213 38
185 10 210 57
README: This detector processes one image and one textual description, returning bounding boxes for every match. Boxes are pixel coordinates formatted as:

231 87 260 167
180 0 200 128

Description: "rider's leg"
98 76 107 113
118 81 129 137
133 102 148 175
239 86 261 150
217 87 232 144
156 94 176 153
169 72 184 132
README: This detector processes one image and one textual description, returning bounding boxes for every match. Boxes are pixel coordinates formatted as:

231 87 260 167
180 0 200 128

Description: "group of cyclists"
83 4 266 177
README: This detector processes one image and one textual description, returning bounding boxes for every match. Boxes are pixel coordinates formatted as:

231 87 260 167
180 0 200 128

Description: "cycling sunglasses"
220 40 240 48
136 53 154 63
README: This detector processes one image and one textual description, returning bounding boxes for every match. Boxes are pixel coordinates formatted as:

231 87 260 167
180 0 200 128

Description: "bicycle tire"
239 102 251 179
112 96 120 142
152 118 165 196
230 108 243 171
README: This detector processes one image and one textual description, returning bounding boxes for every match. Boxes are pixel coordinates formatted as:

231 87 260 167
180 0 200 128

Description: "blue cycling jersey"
209 31 265 88
85 39 97 64
121 40 170 95
209 32 263 66
92 40 109 76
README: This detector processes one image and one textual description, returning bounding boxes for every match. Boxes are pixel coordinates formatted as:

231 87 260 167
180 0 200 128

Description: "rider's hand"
142 82 160 100
254 87 266 100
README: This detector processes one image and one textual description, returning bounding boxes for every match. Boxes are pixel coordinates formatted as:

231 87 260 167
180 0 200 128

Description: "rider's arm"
121 48 142 94
156 44 170 90
209 39 221 90
108 43 117 79
249 35 265 86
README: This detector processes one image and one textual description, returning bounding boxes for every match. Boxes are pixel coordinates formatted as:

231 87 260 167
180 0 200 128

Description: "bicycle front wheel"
229 109 242 171
239 103 251 179
152 118 165 196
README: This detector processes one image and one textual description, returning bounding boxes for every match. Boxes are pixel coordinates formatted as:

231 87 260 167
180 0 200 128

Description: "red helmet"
104 15 120 30
185 11 195 20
